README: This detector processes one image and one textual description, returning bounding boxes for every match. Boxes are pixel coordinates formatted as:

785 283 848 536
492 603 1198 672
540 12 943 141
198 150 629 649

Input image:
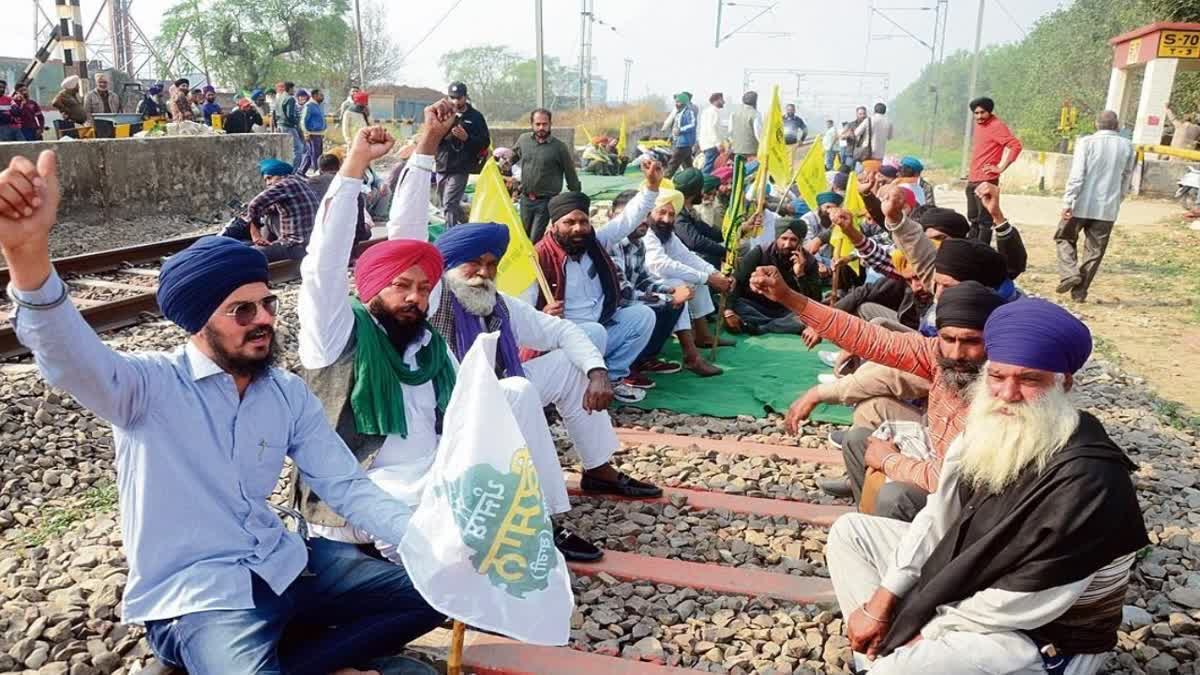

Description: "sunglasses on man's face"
223 295 279 326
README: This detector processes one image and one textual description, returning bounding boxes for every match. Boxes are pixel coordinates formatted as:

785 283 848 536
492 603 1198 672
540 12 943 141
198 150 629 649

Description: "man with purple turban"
299 115 620 562
0 150 442 672
825 298 1147 674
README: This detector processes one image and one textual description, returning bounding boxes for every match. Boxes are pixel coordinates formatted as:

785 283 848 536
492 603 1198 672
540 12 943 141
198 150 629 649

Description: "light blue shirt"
1062 129 1135 222
9 271 412 623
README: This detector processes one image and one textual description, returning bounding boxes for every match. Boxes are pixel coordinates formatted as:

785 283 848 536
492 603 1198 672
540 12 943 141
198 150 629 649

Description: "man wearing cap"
666 93 698 177
512 108 581 242
436 82 491 228
223 97 263 135
642 188 735 372
51 76 87 130
221 158 318 261
824 298 1146 675
83 73 124 123
0 150 444 673
727 217 820 335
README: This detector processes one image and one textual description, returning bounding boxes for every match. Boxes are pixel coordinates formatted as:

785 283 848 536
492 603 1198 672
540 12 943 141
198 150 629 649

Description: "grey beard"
937 361 981 394
445 270 498 317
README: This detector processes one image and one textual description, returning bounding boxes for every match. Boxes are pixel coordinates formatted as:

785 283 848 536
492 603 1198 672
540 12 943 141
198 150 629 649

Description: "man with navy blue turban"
826 297 1147 674
219 157 319 261
0 149 443 673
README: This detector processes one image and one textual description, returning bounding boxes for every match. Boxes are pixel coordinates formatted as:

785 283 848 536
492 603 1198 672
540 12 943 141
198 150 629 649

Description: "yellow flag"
832 153 841 171
469 158 539 296
582 125 595 144
757 86 792 195
794 137 827 213
617 116 628 157
836 168 866 274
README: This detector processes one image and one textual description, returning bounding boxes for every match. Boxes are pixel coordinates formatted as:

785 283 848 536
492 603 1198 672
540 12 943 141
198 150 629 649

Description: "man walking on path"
435 82 491 228
729 91 762 161
1056 110 1135 303
513 108 581 243
966 97 1023 245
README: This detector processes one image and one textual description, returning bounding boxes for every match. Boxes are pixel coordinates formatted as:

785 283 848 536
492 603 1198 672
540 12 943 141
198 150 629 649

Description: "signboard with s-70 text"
1158 30 1200 59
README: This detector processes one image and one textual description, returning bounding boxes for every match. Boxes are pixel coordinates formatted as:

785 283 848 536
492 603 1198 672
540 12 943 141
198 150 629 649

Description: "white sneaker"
818 351 841 368
612 382 647 403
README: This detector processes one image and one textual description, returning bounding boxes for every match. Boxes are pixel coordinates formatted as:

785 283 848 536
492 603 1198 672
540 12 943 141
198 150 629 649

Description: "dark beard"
203 326 277 378
819 211 832 229
370 303 427 352
936 354 981 393
650 223 673 241
551 230 589 256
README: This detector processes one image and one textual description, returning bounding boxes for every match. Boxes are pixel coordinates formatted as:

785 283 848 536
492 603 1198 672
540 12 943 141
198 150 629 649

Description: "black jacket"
223 108 263 134
995 222 1028 280
674 207 726 270
835 276 927 329
436 105 491 175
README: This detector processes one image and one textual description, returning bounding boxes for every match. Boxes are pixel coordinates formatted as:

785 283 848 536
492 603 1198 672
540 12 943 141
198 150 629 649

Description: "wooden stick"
710 164 772 362
447 620 466 675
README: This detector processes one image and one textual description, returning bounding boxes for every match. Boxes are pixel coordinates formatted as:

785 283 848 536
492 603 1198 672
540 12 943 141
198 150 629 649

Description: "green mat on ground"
627 332 853 425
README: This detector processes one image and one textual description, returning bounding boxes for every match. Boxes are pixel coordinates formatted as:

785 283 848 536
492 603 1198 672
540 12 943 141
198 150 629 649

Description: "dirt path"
936 187 1200 416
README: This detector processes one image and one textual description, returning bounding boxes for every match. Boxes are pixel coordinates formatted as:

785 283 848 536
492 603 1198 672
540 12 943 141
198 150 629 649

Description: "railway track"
0 235 384 360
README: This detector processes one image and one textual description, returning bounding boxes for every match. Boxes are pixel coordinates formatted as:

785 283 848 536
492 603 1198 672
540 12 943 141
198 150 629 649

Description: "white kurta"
297 174 574 554
825 436 1130 674
642 228 717 320
385 154 626 470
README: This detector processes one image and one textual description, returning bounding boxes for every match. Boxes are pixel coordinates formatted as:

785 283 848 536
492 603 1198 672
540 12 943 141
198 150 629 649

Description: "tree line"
890 0 1200 154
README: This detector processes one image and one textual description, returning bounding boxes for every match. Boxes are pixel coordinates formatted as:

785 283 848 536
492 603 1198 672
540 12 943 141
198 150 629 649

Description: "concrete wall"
997 147 1191 198
0 133 291 222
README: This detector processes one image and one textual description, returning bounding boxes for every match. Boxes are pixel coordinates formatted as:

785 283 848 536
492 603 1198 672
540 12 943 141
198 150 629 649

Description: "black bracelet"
6 281 69 311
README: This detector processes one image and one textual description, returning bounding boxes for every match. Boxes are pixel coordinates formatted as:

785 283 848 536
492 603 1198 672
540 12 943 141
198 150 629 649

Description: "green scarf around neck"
349 298 456 437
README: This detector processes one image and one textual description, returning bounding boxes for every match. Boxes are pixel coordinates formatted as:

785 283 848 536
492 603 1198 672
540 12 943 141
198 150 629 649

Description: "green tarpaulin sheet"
626 332 853 425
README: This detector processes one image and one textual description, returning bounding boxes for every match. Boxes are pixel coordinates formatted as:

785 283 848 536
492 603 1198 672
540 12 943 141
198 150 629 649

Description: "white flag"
400 332 574 646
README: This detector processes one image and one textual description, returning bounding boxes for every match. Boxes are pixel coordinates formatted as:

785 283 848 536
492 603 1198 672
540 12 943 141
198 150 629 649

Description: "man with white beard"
800 297 1149 674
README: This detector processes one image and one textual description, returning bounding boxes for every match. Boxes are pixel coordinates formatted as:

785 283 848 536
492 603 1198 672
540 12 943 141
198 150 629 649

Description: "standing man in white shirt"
699 92 726 174
1056 110 1135 303
822 119 839 170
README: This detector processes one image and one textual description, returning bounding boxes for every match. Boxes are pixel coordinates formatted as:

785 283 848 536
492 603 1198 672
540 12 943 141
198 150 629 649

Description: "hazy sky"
2 0 1067 120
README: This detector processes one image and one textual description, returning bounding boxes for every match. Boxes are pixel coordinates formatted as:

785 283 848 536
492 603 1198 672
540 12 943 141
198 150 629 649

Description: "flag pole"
711 158 770 362
447 620 466 675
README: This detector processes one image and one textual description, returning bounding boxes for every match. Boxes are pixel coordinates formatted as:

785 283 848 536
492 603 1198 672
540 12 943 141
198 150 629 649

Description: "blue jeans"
575 304 655 381
283 127 304 166
638 302 685 363
296 134 323 175
825 149 836 170
702 147 719 174
145 538 443 675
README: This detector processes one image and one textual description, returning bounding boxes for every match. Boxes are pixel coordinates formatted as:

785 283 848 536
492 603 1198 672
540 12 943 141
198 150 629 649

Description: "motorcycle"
1175 165 1200 208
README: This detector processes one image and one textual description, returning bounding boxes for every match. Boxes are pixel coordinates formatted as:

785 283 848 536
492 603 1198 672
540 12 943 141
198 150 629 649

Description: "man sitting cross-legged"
0 151 442 674
530 173 665 402
726 216 821 335
818 298 1147 674
755 220 1008 522
642 189 737 368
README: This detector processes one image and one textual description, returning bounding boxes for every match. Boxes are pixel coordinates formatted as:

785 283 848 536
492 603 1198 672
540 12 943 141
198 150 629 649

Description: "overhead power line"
401 0 468 61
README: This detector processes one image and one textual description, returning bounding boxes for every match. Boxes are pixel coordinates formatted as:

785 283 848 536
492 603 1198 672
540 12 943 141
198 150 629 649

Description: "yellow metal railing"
1137 144 1200 162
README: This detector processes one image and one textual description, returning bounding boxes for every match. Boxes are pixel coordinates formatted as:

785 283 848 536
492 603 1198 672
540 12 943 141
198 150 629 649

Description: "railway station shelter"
1106 22 1200 145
